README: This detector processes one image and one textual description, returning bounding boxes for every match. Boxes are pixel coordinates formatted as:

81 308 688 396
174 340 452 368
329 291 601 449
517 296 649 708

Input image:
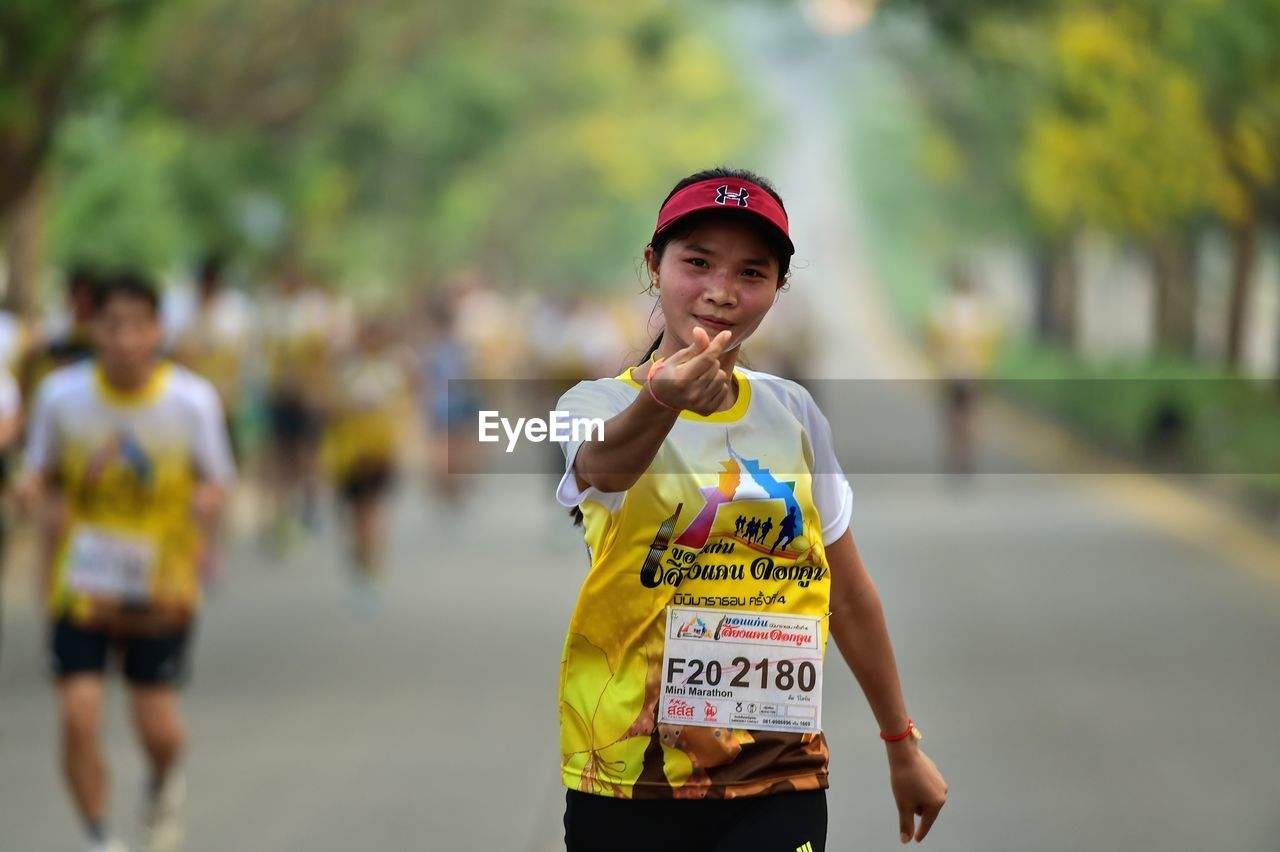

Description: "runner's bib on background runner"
65 526 157 602
658 607 824 734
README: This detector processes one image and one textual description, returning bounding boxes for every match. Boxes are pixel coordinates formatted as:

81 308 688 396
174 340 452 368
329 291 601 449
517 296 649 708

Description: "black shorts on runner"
339 461 396 505
50 618 194 687
564 788 827 852
267 392 322 446
946 377 975 412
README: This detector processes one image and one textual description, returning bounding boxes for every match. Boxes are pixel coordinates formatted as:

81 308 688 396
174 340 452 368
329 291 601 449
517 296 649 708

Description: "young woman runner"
554 167 947 851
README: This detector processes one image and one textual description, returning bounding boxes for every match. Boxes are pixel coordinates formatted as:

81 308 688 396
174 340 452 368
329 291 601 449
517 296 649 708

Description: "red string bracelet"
880 718 921 742
645 360 681 412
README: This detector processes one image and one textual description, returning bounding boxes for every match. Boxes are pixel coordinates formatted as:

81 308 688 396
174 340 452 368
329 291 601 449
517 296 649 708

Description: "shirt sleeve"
22 375 58 475
188 378 237 486
796 383 853 545
553 379 633 511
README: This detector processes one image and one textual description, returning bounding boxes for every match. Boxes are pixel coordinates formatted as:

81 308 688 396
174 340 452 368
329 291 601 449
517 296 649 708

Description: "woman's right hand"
647 327 733 415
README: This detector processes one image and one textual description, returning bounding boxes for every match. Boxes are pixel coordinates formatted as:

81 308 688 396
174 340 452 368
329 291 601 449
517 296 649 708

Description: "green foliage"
1163 0 1280 222
48 111 191 272
41 0 755 295
0 0 159 218
1019 9 1226 235
871 0 1280 239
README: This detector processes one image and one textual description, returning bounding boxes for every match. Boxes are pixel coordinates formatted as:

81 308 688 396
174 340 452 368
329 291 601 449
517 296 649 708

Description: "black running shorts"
50 617 193 687
564 787 826 852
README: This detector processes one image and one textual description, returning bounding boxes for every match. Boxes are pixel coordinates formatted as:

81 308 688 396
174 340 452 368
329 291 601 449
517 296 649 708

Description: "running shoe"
141 773 185 852
88 839 128 852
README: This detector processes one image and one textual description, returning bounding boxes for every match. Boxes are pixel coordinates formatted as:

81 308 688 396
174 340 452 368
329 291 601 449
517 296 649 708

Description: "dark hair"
637 167 791 366
96 271 160 316
198 253 226 285
425 294 455 331
67 264 102 296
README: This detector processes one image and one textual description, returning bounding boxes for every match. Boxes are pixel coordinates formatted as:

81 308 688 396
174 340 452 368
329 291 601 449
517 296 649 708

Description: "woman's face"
647 217 781 353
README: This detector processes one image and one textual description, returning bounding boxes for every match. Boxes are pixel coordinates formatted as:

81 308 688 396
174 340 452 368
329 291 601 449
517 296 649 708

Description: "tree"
43 0 754 295
0 0 157 311
1164 0 1280 369
875 0 1266 359
871 3 1082 345
1018 8 1226 356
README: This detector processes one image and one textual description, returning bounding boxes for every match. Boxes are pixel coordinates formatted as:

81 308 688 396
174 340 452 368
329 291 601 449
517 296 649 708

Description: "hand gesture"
647 327 732 416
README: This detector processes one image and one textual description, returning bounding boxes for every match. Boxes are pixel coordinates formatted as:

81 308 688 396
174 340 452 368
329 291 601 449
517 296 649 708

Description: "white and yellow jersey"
323 347 414 477
259 287 351 398
928 291 1000 380
164 286 256 411
24 361 236 621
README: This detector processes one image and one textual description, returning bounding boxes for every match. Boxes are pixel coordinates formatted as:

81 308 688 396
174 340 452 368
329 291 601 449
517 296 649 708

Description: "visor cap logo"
714 184 750 207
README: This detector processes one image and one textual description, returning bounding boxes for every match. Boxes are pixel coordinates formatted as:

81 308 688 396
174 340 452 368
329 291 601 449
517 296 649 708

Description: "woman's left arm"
825 528 949 844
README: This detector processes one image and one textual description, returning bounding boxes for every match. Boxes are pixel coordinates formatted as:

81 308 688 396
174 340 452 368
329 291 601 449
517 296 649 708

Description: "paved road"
4 10 1280 852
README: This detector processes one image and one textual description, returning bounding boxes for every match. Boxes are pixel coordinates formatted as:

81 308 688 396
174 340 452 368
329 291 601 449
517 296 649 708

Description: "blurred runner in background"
529 296 621 385
18 273 235 852
20 265 100 400
927 262 1000 476
528 294 627 480
8 266 102 647
451 274 522 381
163 254 256 463
259 264 345 549
418 294 482 508
324 315 414 606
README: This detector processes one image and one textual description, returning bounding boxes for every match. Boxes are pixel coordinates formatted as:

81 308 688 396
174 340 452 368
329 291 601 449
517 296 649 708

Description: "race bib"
65 526 157 602
658 606 824 734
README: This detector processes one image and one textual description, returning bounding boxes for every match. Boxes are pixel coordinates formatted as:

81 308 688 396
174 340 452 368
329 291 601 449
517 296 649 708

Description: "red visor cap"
651 178 794 257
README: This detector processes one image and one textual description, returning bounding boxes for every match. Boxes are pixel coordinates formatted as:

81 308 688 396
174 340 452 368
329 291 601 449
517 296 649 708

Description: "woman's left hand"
887 739 948 843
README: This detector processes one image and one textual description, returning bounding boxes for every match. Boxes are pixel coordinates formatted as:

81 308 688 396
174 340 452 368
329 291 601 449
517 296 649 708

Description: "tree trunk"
1035 233 1078 348
1275 280 1280 393
1044 232 1075 345
1148 231 1197 358
2 175 46 320
1224 219 1256 371
0 5 101 223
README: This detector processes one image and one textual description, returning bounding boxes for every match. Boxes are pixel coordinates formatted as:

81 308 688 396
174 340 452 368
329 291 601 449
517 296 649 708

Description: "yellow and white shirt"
928 291 1000 380
24 361 235 622
163 285 256 413
554 366 852 800
260 287 350 400
323 347 414 478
